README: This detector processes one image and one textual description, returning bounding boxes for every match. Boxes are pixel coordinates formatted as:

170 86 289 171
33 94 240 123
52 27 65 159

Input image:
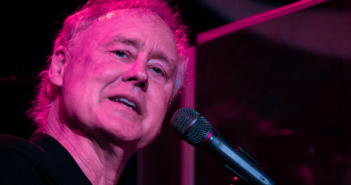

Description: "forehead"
71 9 177 54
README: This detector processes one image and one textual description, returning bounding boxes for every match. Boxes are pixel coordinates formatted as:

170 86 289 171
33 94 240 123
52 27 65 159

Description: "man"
0 0 191 184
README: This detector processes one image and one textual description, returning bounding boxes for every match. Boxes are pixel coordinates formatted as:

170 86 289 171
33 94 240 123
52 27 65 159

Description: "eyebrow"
105 35 142 49
150 50 176 68
105 35 176 68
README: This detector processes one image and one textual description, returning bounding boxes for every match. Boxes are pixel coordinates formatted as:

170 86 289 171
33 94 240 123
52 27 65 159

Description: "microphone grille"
170 107 212 146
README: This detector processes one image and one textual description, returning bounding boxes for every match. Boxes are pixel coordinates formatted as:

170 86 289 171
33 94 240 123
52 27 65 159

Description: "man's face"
57 9 178 150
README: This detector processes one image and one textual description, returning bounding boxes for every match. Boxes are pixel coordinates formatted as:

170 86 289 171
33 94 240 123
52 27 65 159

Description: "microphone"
170 107 275 185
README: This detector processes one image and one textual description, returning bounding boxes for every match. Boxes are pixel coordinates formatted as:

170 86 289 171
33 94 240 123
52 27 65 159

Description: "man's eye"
152 67 163 75
115 51 126 58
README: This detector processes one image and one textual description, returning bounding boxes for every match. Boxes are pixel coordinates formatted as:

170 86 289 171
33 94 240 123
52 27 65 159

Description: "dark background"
1 0 351 185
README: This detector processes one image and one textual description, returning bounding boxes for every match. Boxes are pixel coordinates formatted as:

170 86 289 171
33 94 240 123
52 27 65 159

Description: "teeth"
120 98 136 108
114 98 136 110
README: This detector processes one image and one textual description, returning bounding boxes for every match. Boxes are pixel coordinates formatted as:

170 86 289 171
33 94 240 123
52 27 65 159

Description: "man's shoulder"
0 134 60 185
0 134 41 149
0 134 47 159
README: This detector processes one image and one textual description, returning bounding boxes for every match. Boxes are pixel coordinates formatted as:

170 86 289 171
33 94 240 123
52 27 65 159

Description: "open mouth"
109 97 138 113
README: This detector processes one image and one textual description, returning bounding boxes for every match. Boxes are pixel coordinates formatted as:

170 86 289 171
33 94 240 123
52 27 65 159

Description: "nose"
122 57 149 91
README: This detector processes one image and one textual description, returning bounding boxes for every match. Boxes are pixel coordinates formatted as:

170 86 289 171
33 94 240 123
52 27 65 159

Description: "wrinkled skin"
47 9 178 185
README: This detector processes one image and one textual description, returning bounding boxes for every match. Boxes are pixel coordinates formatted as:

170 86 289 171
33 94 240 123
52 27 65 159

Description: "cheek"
61 65 100 116
149 84 173 109
144 84 173 131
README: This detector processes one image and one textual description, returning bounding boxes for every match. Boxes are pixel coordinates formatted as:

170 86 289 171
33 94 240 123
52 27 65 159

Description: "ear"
48 47 68 87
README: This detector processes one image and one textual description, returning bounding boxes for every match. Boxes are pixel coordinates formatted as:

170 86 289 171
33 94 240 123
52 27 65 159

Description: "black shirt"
0 131 92 185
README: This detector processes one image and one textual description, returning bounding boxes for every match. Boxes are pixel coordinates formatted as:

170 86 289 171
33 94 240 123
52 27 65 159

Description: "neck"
44 98 131 185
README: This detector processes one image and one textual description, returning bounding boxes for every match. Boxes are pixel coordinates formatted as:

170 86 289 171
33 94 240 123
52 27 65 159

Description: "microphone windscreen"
170 107 212 146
